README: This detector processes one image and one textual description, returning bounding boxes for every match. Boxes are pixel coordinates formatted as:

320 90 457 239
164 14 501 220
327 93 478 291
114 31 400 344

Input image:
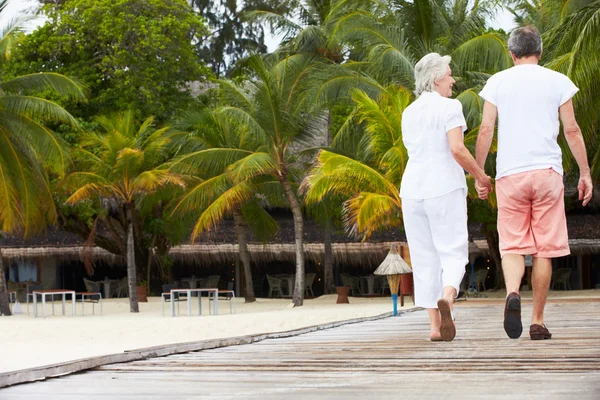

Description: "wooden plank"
2 301 600 398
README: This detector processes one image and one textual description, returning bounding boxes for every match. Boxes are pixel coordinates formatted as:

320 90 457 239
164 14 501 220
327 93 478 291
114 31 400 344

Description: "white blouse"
400 91 468 200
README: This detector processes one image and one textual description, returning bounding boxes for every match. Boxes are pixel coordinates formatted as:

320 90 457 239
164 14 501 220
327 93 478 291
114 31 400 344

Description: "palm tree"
535 1 600 180
169 108 283 303
246 0 343 60
62 110 184 313
303 85 411 238
0 1 88 316
325 0 511 89
169 54 323 306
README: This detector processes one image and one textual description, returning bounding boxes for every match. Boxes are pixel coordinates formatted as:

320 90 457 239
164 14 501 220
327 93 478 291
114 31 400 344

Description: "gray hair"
414 53 451 96
508 26 543 59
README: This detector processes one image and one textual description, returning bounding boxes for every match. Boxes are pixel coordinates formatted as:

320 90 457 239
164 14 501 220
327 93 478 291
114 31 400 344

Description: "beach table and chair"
8 291 17 312
161 285 220 317
76 292 103 316
31 289 76 319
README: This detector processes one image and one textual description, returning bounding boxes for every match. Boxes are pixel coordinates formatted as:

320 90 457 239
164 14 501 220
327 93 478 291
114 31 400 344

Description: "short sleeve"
479 76 497 106
558 74 579 106
445 99 467 133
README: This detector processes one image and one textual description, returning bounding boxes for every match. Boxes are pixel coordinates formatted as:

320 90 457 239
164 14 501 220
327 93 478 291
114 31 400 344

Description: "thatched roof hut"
1 213 599 268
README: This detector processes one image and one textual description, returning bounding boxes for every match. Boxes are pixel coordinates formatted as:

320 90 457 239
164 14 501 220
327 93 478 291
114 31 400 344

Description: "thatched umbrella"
374 244 412 316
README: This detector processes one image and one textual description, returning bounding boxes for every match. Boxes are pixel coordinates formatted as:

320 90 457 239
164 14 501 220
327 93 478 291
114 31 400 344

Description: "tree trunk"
126 205 139 312
485 228 504 289
233 208 255 303
0 249 12 316
280 177 305 307
146 236 156 296
323 221 334 294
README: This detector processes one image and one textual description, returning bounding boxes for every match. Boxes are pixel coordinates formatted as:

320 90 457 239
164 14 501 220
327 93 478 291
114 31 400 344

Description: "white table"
33 290 76 319
169 289 219 317
361 275 376 295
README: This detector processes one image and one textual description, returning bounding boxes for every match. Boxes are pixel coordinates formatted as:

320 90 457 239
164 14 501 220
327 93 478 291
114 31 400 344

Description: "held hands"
578 173 593 206
475 175 493 200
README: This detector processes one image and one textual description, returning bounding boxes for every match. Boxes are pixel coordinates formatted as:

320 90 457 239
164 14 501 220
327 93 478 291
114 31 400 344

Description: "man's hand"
475 175 493 200
578 173 593 206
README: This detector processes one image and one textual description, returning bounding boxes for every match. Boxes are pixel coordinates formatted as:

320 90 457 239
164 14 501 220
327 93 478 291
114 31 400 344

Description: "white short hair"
414 53 452 96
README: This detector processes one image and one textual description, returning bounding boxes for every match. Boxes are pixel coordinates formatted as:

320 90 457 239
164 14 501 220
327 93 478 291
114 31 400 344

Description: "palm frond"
451 33 512 75
190 181 256 240
0 96 79 126
0 111 70 176
169 147 254 176
228 152 278 183
132 170 185 194
344 192 402 239
241 199 279 242
0 73 89 101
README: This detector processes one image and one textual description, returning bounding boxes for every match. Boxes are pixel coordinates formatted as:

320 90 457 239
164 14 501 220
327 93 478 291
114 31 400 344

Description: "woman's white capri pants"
402 188 468 309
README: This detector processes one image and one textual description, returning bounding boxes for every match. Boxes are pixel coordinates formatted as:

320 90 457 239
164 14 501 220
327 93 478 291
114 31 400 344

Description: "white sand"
0 295 403 373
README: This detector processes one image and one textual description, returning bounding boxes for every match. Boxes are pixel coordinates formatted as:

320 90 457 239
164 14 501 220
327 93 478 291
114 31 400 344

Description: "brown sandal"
437 299 456 342
530 324 552 340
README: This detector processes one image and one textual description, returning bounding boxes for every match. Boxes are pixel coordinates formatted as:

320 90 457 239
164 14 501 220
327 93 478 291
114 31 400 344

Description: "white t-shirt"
479 64 578 179
400 91 468 200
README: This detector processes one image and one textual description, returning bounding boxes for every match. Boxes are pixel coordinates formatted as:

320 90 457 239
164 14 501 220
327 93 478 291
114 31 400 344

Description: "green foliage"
191 0 276 77
12 0 212 122
0 2 86 236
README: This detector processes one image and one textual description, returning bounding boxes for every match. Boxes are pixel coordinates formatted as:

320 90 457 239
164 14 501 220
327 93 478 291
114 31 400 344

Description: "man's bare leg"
502 254 525 338
502 254 525 294
531 257 552 325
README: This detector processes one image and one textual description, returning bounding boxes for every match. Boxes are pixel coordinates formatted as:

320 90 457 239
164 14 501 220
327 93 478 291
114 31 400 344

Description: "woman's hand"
475 176 492 200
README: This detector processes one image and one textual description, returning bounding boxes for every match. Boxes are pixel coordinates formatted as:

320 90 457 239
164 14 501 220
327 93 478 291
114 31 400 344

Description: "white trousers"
402 189 468 309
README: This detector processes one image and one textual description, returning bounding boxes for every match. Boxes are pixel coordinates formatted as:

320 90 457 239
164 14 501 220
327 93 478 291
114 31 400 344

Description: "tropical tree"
169 108 283 303
247 0 344 60
62 110 184 313
325 0 512 88
169 54 323 306
191 0 278 77
303 85 411 239
535 1 600 181
18 0 212 121
0 0 87 316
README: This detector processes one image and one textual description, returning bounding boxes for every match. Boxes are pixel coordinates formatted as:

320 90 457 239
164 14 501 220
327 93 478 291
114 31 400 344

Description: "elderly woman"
400 53 492 341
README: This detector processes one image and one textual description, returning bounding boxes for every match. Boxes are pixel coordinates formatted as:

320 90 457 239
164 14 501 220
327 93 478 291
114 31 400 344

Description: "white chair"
161 283 182 316
210 282 236 314
116 278 129 298
26 284 43 316
380 277 390 295
552 269 572 290
473 269 488 291
207 275 220 288
305 273 316 297
267 275 283 298
83 278 100 293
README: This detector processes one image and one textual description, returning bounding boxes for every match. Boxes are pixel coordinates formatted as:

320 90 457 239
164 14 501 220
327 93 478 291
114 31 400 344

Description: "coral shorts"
496 168 570 258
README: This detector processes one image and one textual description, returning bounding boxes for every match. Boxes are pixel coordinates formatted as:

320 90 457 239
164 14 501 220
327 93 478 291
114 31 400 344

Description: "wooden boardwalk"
2 299 600 399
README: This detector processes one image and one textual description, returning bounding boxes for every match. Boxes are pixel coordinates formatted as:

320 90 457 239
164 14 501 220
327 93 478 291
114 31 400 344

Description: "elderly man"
475 26 593 340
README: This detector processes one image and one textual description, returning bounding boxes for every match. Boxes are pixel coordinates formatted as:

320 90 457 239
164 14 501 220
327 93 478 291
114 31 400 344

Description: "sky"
1 0 517 53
